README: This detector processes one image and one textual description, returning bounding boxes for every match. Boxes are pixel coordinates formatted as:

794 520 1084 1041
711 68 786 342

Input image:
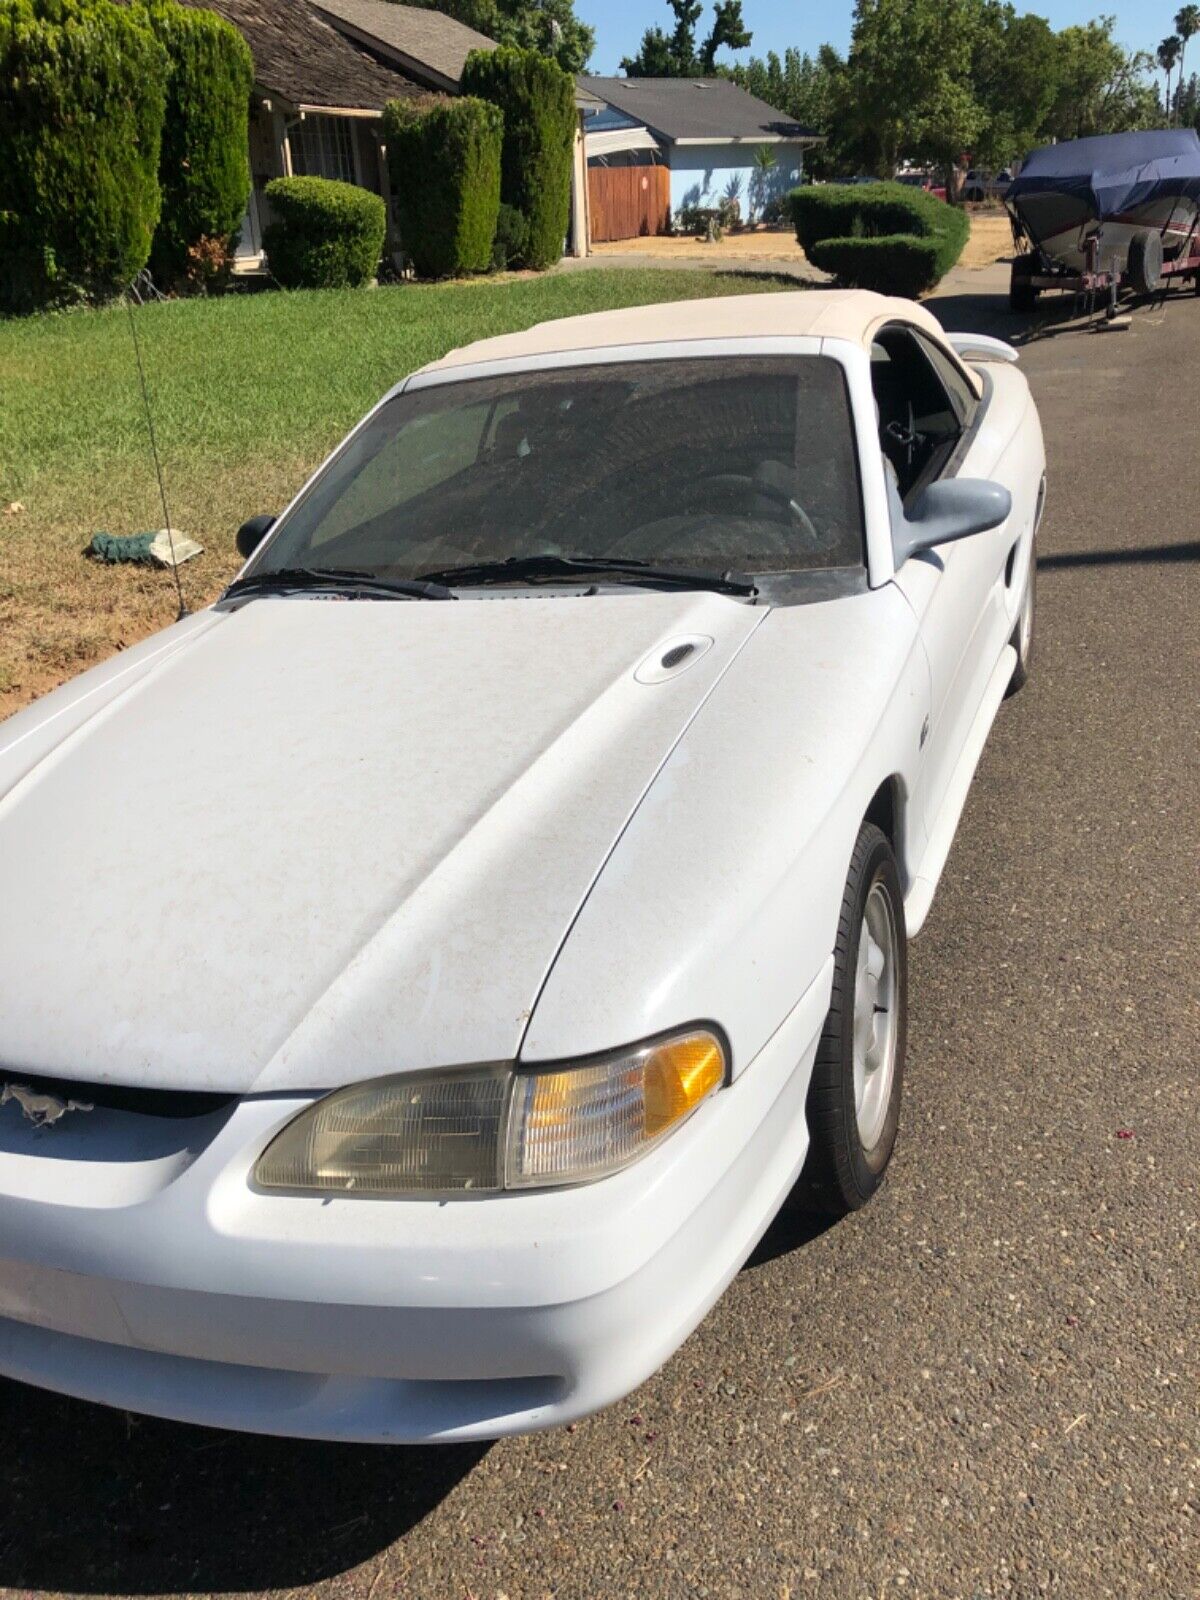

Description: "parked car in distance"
963 168 1013 201
896 170 948 201
0 291 1045 1445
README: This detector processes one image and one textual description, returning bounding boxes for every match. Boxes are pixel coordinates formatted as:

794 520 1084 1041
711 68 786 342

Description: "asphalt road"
1 271 1197 1600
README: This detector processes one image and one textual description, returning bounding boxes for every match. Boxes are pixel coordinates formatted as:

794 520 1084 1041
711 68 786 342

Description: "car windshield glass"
248 357 865 584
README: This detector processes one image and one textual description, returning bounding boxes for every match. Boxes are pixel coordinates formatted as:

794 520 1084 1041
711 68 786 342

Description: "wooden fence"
588 165 671 244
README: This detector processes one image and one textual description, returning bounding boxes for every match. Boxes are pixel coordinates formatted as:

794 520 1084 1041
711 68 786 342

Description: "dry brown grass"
591 211 1015 274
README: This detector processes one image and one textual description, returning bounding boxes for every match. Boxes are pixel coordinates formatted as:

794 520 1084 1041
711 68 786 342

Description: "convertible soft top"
412 290 952 378
1008 130 1200 220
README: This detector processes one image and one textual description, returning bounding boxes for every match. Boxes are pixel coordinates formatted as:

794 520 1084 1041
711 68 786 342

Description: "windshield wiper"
222 566 455 601
414 554 757 597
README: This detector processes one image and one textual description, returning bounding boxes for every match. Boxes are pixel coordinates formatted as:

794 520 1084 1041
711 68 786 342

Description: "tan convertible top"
414 289 958 377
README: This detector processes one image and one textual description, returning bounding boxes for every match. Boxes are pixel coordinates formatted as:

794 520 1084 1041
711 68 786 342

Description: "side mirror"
894 478 1011 565
236 513 275 559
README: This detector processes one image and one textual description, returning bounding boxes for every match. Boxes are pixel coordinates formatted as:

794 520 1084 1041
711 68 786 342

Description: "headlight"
254 1029 725 1196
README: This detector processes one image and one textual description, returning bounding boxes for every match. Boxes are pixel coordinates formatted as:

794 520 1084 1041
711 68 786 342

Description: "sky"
577 0 1175 78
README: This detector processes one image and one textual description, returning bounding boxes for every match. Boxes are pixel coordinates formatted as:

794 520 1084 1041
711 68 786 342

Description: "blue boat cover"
1008 130 1200 219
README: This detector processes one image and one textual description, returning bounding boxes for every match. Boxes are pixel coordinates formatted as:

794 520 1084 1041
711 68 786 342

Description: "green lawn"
0 268 792 715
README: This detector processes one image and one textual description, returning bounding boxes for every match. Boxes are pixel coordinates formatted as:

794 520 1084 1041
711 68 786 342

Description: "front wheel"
798 823 907 1216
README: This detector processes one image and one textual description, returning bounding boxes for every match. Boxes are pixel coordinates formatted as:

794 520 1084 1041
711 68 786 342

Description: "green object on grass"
88 531 157 563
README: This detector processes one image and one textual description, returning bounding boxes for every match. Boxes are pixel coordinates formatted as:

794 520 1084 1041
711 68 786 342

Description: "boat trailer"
1009 205 1200 319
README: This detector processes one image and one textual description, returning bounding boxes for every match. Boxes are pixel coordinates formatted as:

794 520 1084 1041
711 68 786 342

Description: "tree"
971 3 1060 169
145 1 254 290
1158 35 1182 123
699 1 751 72
833 0 983 187
400 0 593 74
621 0 752 77
1175 6 1200 117
0 0 168 311
1044 20 1157 142
460 45 576 268
383 97 502 276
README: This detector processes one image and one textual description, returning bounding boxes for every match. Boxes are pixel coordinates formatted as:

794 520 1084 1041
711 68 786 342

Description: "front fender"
522 586 931 1076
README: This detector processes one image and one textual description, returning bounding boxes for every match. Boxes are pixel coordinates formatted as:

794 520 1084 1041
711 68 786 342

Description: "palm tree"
1159 35 1183 124
1175 6 1200 119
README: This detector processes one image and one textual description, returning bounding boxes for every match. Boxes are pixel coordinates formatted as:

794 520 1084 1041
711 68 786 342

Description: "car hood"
0 593 763 1094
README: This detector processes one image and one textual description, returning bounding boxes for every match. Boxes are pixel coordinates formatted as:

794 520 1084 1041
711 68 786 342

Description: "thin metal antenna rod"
125 275 188 620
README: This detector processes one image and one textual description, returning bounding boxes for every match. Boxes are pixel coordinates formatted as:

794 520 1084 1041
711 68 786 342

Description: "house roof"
179 0 430 112
581 76 821 145
413 291 951 377
310 0 494 89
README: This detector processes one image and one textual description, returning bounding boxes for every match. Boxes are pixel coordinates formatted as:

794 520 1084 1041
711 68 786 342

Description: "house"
188 0 591 272
180 0 437 269
308 0 496 91
312 0 595 257
581 76 823 242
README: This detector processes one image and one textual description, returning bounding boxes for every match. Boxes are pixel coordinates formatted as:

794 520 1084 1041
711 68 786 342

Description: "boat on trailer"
1006 130 1200 312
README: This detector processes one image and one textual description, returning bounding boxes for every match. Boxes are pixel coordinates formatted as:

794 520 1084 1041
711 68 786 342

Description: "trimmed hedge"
460 45 575 270
383 96 501 278
791 182 969 297
0 0 168 312
263 176 386 289
146 0 253 290
804 235 944 299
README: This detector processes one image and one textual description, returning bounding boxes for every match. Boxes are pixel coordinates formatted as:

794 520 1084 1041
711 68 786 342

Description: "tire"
798 823 908 1217
1006 537 1036 696
1010 255 1039 312
1127 229 1163 295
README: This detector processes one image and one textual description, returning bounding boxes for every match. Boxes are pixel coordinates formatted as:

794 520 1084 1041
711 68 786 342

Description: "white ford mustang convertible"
0 291 1044 1442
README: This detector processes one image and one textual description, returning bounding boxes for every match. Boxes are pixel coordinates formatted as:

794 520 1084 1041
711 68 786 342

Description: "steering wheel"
678 472 823 549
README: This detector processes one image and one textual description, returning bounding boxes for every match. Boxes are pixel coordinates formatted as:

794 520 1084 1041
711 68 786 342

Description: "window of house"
290 115 358 186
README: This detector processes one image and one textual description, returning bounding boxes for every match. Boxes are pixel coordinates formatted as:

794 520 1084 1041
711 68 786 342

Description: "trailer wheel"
1010 255 1039 312
1127 230 1163 294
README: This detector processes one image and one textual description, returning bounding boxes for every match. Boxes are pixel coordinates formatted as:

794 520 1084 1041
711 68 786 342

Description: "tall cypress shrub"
145 0 253 289
460 45 576 270
383 97 502 277
0 0 168 312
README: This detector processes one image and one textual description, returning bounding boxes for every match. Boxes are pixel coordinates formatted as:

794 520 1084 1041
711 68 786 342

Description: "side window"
869 325 964 503
915 332 979 426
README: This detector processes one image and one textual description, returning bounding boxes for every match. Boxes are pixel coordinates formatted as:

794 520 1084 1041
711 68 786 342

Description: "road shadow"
0 1377 485 1594
1038 539 1200 570
743 1199 837 1270
933 277 1200 345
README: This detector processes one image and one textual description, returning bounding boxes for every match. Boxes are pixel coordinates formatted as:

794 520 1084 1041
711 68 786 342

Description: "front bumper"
0 966 830 1443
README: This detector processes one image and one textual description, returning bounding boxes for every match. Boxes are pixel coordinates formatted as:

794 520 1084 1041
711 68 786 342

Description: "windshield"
248 356 865 584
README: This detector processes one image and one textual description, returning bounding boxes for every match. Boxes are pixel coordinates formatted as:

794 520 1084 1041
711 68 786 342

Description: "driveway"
1 279 1197 1600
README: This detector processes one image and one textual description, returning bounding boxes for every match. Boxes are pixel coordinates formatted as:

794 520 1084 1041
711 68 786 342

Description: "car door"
873 323 1018 835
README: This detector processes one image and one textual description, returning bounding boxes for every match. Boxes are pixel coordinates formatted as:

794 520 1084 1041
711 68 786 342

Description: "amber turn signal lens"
506 1028 726 1188
643 1033 725 1135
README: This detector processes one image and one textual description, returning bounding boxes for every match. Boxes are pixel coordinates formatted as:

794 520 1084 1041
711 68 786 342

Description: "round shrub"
790 181 969 297
0 0 168 312
384 96 501 278
146 0 253 291
460 45 576 270
263 176 386 289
